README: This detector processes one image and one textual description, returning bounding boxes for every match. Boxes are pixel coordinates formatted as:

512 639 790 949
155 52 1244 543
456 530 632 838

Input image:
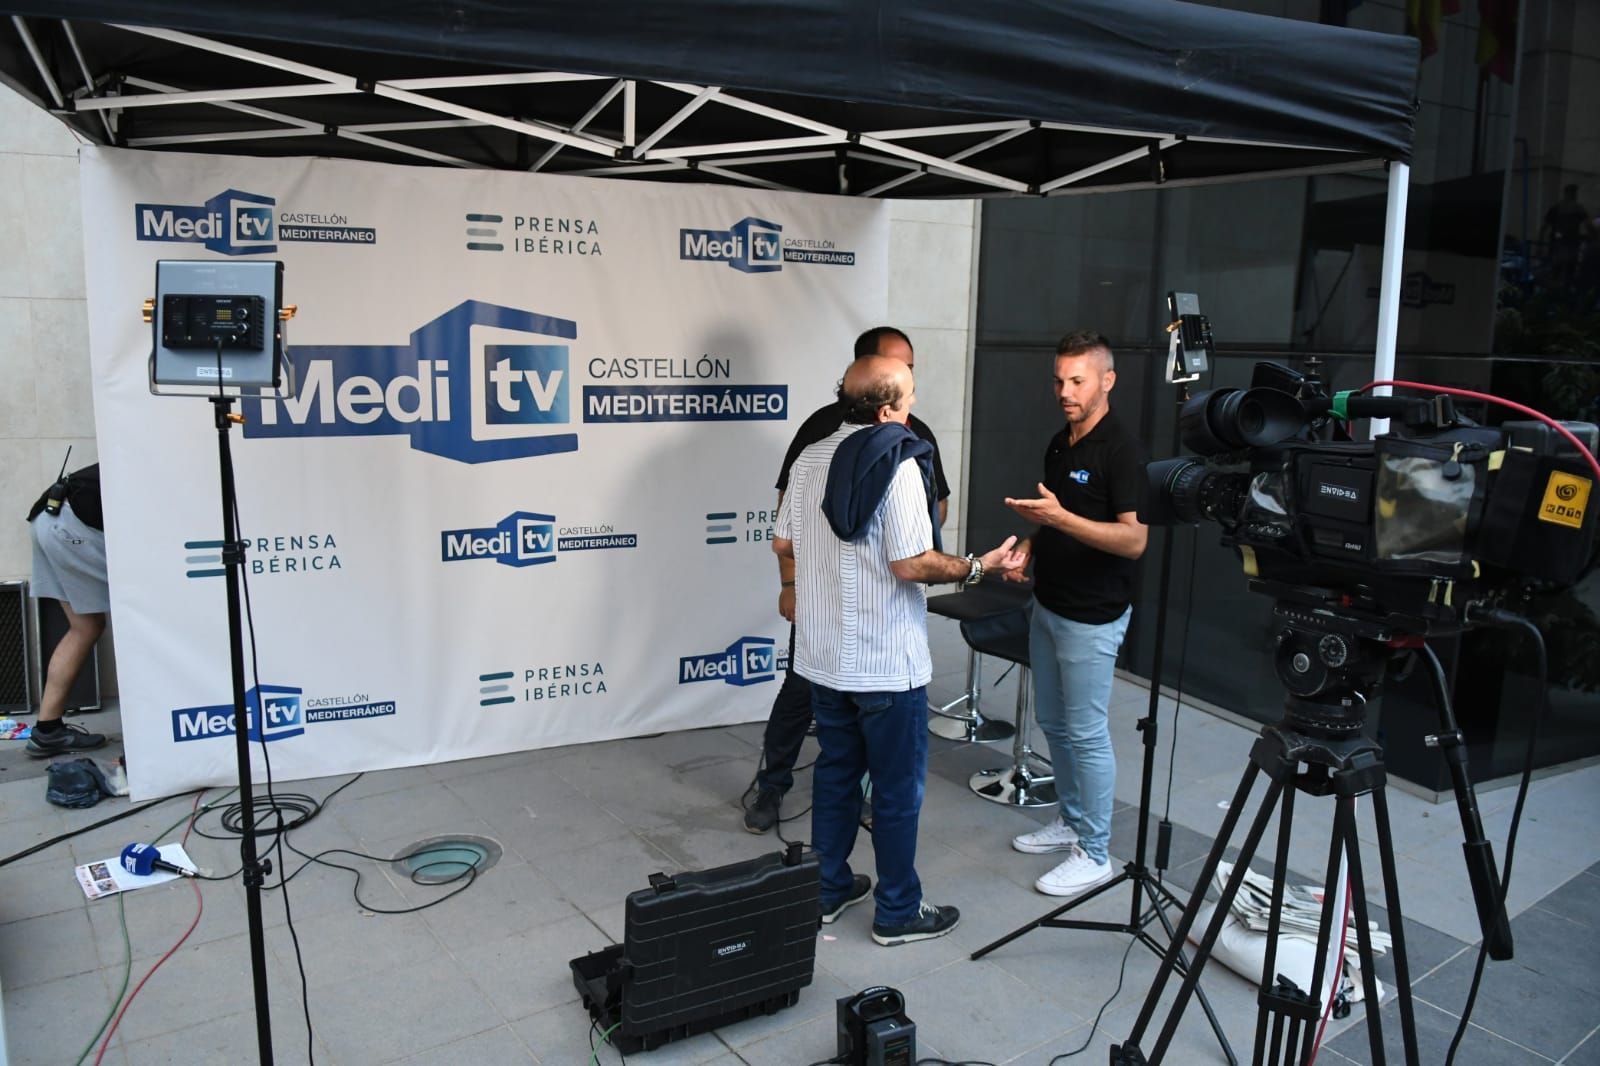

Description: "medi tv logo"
170 683 397 743
441 510 638 567
680 215 857 273
678 636 789 687
442 511 557 567
241 300 577 464
171 684 304 743
135 188 276 256
680 216 784 274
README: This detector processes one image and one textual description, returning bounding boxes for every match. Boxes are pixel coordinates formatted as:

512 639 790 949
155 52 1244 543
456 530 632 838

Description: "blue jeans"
1029 602 1131 865
809 683 928 927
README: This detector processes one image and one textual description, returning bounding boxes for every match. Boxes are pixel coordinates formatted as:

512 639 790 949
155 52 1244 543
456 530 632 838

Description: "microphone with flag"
120 842 197 879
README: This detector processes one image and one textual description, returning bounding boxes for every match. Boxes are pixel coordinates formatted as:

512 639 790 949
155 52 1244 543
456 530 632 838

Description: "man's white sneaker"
1034 843 1115 897
1011 814 1080 854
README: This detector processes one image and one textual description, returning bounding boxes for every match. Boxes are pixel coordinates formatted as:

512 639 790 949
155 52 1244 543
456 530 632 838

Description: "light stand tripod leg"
1119 757 1262 1055
215 398 275 1065
1144 887 1238 1064
1369 785 1422 1063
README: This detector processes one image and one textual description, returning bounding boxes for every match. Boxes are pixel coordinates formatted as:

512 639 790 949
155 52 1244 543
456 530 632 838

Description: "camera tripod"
1112 599 1425 1066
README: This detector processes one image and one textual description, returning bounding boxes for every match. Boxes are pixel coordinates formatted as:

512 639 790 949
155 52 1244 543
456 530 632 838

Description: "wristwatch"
962 553 984 587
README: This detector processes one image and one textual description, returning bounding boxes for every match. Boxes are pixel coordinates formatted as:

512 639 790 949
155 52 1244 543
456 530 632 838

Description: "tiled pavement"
2 614 1597 1064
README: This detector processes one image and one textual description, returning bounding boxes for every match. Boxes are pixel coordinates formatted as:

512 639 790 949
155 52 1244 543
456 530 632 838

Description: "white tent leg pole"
1371 160 1410 438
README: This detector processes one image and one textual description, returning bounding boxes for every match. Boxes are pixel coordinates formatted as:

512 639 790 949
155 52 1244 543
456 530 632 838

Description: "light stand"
146 259 296 1065
213 391 276 1065
971 313 1236 1064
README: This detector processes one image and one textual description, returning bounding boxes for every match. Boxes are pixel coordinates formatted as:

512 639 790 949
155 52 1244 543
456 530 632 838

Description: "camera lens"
1179 387 1307 455
1163 461 1211 523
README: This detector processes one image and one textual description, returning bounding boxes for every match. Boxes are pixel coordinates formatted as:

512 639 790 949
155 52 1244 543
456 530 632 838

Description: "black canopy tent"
0 1 1417 190
0 0 1420 380
0 0 1421 378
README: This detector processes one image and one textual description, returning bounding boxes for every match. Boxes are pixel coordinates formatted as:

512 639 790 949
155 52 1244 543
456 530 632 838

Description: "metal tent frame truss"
6 14 1412 384
14 17 1388 196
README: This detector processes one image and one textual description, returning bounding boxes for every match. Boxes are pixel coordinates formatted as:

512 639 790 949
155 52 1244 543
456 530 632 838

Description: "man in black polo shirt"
1002 331 1147 896
743 326 951 833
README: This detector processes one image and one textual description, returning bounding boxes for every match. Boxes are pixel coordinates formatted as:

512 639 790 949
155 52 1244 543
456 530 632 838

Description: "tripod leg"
1122 759 1265 1052
1294 793 1355 1066
1370 786 1422 1065
1336 797 1393 1066
1266 1013 1287 1066
1254 776 1299 1066
1148 776 1287 1062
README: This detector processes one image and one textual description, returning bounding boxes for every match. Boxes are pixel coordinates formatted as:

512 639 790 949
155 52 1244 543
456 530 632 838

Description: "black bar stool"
924 579 1032 744
960 603 1056 808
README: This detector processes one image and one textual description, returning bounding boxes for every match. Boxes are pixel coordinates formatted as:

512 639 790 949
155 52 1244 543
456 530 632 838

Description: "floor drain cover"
392 835 502 885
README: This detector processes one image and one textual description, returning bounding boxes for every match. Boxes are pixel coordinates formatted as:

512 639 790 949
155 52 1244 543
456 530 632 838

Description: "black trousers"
754 625 813 796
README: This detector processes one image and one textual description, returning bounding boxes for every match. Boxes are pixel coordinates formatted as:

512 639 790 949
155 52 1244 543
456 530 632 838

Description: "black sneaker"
820 875 872 924
743 789 781 833
872 901 960 946
27 723 107 758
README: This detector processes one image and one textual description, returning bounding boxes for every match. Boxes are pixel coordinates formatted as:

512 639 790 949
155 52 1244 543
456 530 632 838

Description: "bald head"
839 355 915 425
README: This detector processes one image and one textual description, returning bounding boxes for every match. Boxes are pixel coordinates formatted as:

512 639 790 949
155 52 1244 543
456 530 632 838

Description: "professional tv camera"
1118 359 1599 1065
1141 359 1599 635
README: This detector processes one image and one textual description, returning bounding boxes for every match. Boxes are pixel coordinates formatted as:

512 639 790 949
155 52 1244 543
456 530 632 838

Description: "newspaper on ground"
74 843 197 900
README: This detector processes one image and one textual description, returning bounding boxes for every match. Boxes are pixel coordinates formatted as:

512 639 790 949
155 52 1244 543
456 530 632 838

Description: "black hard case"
571 846 820 1052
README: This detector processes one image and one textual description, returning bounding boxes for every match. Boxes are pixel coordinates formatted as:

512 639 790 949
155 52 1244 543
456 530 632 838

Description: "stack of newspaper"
1216 859 1392 961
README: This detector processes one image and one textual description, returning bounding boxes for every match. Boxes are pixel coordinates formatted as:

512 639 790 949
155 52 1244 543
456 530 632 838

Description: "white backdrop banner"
78 146 887 799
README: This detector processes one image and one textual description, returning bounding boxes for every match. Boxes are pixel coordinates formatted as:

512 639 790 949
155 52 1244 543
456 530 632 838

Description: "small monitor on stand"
1166 291 1211 384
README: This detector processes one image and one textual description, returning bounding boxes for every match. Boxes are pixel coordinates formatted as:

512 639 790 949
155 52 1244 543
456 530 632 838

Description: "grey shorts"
30 502 110 614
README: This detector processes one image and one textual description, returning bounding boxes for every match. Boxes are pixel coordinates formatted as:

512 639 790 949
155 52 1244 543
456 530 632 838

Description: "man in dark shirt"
743 326 951 833
1002 331 1147 896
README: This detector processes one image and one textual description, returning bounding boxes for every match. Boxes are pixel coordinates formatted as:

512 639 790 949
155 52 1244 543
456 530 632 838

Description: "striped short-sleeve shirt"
777 424 934 691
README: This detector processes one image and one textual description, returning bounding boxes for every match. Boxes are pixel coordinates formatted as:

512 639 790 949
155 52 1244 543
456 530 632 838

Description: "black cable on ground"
183 773 482 914
1444 615 1548 1066
1047 929 1140 1062
0 790 202 869
279 836 480 913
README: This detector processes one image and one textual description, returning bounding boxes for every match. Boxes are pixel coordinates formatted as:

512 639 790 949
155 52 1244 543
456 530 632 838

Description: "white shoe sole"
1034 866 1116 897
1011 836 1080 855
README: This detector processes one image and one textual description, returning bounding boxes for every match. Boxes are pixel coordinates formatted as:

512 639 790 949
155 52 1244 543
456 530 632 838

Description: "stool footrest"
969 765 1057 808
